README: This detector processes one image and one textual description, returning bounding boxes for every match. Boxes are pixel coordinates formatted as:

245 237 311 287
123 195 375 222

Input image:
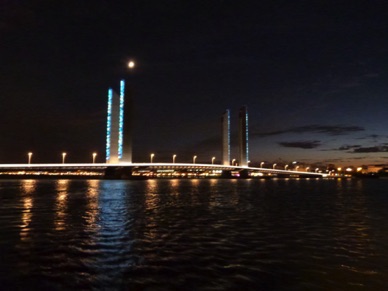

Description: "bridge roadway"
0 162 327 178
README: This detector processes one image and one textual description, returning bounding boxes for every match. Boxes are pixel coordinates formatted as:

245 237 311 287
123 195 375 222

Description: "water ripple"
1 179 388 289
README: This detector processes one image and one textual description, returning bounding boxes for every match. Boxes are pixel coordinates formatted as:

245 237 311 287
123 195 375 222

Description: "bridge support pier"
221 170 232 178
104 166 134 179
239 169 249 178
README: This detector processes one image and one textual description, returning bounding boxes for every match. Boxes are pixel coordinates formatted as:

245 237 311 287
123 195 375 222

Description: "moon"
128 61 135 69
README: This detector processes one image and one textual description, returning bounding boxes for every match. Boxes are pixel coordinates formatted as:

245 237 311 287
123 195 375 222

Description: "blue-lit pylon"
245 108 249 162
118 80 125 159
106 88 113 161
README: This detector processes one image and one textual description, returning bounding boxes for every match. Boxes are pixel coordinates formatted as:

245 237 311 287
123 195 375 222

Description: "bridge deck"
0 162 326 178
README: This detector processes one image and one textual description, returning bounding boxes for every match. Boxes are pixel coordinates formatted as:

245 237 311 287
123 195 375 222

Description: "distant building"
238 106 249 167
365 165 383 173
222 110 230 165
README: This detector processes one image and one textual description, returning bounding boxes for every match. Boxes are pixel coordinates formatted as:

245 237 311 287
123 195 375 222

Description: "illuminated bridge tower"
222 109 231 165
106 80 133 164
106 88 120 163
121 80 133 163
238 106 249 167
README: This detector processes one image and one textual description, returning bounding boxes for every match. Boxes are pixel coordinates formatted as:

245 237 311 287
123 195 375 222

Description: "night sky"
1 0 388 167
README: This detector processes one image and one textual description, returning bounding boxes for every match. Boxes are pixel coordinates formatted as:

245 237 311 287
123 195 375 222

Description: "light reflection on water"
84 180 99 231
0 178 387 289
54 179 69 231
20 180 36 241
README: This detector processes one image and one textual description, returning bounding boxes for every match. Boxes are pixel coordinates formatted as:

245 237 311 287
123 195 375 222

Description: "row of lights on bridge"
149 154 217 164
25 152 320 172
149 154 252 166
25 152 290 168
26 152 220 165
263 162 320 172
25 152 217 165
26 152 98 164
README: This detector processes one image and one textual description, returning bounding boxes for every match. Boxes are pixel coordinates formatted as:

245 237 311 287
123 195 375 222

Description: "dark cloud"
326 144 388 154
338 145 361 151
321 158 345 164
351 146 388 153
255 125 364 137
356 134 388 141
278 140 321 149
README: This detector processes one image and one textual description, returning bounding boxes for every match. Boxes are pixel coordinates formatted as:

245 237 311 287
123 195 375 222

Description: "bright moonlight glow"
128 61 135 68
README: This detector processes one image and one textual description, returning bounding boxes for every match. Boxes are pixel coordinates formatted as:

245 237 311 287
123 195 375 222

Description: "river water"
0 178 387 290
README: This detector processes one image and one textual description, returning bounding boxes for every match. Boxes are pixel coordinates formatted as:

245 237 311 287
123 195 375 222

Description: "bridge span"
0 162 327 179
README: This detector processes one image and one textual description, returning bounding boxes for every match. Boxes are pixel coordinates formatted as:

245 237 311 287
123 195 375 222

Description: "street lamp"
212 157 215 164
28 152 32 164
232 159 236 166
315 168 319 173
62 152 67 164
193 155 197 164
260 162 265 168
306 167 310 172
150 153 155 163
173 154 176 164
285 164 288 170
295 166 299 171
273 163 277 169
92 152 97 164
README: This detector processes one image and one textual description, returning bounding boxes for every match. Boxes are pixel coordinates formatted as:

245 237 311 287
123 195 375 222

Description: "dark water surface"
0 178 387 290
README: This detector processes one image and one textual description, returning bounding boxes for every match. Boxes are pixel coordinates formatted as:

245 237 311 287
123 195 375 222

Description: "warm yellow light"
357 167 363 172
128 61 135 68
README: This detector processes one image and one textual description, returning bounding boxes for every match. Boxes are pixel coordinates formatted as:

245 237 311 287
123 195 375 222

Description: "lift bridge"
0 163 327 179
